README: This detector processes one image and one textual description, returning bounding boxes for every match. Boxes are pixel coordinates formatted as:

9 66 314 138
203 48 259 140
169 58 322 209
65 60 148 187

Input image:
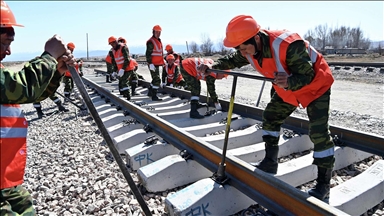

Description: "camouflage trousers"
0 185 35 216
262 88 335 169
119 71 138 96
148 65 162 88
62 76 74 95
128 71 141 86
32 93 61 108
180 68 218 103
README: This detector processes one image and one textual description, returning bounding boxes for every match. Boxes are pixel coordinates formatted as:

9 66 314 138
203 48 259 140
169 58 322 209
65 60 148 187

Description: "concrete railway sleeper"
74 70 383 215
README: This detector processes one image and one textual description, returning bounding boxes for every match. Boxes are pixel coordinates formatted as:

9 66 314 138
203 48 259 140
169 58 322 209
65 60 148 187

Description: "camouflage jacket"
0 52 62 104
213 30 315 91
107 50 116 73
145 37 162 64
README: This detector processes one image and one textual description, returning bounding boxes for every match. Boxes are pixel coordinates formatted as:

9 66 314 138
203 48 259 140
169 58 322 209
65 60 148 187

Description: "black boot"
106 74 112 83
131 82 139 96
253 143 279 174
147 86 153 97
190 100 204 119
64 93 71 103
151 88 162 101
123 90 131 101
197 101 208 109
36 107 46 119
56 100 69 112
308 167 332 201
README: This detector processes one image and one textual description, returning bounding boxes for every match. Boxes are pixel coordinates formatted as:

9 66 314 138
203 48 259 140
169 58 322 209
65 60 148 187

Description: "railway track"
74 69 383 216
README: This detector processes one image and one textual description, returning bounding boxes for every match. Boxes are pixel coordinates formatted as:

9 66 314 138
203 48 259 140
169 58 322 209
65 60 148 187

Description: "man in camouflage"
0 1 75 214
198 15 335 201
145 25 164 101
181 57 225 119
63 43 83 101
108 36 138 100
162 54 186 89
105 50 116 83
32 93 69 118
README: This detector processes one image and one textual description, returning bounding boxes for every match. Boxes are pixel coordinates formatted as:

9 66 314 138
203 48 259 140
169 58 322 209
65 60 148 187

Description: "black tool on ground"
67 65 152 216
56 92 87 110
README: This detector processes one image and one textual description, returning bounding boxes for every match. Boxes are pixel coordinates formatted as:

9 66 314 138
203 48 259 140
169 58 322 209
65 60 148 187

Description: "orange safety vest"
182 57 229 80
165 64 183 83
0 104 28 189
147 37 164 66
245 30 334 108
64 62 82 77
112 45 136 72
131 58 138 67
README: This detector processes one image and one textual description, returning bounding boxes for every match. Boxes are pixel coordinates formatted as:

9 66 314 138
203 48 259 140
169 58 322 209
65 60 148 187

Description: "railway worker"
145 25 164 101
164 44 183 65
32 93 69 118
105 51 116 83
108 36 137 100
128 57 141 95
197 15 335 201
181 57 227 119
0 1 75 214
63 42 83 101
161 54 186 89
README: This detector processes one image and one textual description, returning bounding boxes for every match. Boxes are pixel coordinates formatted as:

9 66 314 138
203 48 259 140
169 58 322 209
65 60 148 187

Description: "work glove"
149 64 155 71
169 84 173 87
112 72 117 78
118 69 124 77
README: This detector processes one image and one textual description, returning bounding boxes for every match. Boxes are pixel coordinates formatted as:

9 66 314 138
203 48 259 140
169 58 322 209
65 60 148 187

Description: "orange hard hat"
0 1 24 27
153 25 162 31
67 42 75 49
108 36 117 44
166 54 175 60
165 44 173 51
118 37 126 43
223 15 260 47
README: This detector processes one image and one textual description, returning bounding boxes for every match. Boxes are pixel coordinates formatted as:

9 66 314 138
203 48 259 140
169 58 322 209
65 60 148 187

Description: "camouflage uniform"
63 60 83 99
110 44 138 99
1 53 63 215
106 50 116 82
145 39 162 88
212 30 335 169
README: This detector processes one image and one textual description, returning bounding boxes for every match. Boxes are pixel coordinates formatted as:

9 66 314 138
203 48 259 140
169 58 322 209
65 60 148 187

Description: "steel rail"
82 77 348 216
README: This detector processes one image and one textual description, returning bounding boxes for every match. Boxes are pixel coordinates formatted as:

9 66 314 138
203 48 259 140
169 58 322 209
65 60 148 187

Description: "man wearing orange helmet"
181 57 226 119
198 15 335 201
108 36 137 100
63 42 83 101
0 1 75 214
161 54 186 89
145 25 164 101
164 44 183 65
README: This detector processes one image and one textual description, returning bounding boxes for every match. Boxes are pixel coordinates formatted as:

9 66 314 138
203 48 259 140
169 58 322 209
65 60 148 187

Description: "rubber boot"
36 107 46 119
123 90 131 101
190 100 204 119
106 74 111 83
308 167 332 201
56 100 69 112
253 141 279 174
147 86 153 97
131 83 139 95
151 88 162 101
197 101 208 109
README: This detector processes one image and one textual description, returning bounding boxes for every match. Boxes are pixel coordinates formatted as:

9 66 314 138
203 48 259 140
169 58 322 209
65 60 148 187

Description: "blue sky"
4 1 384 61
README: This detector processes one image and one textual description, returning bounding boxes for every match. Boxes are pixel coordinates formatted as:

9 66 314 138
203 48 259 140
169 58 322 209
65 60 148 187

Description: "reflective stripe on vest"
148 37 164 65
150 38 163 57
1 104 28 189
113 45 135 71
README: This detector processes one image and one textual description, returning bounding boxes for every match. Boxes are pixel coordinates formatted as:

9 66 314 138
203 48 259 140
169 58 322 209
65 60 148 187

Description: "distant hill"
2 44 191 62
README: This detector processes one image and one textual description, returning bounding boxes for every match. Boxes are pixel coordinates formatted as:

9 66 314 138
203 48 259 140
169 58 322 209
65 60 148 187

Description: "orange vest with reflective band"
112 45 135 72
182 58 228 81
165 64 183 83
131 58 138 67
147 37 164 66
0 103 28 189
245 30 334 108
64 62 81 77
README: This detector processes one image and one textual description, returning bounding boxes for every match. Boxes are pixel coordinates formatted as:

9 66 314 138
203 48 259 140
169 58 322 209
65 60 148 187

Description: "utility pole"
186 41 189 55
86 33 89 60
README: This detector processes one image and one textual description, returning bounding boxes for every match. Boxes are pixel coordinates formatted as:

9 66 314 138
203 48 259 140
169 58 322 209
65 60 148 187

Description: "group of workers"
1 0 336 214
